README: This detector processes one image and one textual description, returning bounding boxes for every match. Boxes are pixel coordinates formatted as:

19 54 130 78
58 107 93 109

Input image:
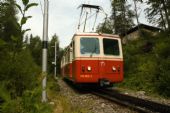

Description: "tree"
0 0 39 98
48 34 60 74
97 0 135 35
0 0 20 43
112 0 135 34
13 0 38 51
97 18 113 34
28 35 42 66
146 0 170 31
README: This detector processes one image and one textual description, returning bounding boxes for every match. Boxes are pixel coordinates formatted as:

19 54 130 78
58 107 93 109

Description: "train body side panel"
61 63 72 79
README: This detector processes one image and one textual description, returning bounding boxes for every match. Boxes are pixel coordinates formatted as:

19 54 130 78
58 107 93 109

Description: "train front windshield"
80 37 100 55
103 38 120 56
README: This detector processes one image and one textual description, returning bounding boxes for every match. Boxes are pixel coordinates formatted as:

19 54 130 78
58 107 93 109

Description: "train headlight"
112 66 116 72
87 66 91 71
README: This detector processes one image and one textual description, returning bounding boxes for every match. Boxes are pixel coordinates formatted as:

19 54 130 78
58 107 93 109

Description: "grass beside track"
48 77 89 113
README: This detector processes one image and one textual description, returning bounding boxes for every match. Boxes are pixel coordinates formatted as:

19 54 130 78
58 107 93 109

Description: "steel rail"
92 89 170 113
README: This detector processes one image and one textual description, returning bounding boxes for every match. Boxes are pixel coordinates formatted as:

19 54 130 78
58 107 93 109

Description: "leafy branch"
15 0 38 35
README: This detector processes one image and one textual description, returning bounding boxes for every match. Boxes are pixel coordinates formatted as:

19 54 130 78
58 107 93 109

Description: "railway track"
63 79 170 113
92 88 170 113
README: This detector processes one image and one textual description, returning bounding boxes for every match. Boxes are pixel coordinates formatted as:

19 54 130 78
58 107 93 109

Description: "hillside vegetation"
0 0 55 112
119 31 170 97
96 0 170 98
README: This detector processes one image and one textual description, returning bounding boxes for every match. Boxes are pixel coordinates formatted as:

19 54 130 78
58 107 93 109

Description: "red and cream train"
61 32 123 86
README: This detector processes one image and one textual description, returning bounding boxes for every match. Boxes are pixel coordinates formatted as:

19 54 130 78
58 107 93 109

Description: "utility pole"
52 41 58 79
54 42 57 78
42 0 49 103
52 42 57 79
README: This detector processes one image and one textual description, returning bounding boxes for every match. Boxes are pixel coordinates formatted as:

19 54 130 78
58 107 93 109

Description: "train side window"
103 38 120 56
68 50 70 63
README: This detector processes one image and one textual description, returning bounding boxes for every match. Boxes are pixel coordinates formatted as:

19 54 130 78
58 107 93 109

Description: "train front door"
99 60 106 73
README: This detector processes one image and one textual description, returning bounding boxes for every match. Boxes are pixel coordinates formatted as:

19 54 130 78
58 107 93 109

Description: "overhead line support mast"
42 0 49 103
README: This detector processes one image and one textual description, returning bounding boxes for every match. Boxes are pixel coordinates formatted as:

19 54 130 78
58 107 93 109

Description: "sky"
16 0 149 48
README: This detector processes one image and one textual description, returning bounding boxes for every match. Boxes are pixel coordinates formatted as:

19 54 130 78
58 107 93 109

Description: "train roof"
73 32 120 38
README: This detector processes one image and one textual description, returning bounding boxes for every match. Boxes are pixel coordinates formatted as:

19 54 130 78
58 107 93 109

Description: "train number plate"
80 74 92 78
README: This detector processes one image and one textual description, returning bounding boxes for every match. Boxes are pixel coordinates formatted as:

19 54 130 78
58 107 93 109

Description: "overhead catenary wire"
77 4 108 32
79 12 97 26
89 8 92 31
92 10 99 31
77 6 84 30
39 0 44 16
83 11 88 32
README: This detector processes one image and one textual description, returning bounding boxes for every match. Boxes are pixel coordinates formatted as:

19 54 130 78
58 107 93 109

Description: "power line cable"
39 0 44 16
79 12 96 26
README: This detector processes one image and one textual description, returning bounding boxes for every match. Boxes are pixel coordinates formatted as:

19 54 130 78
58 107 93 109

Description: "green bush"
122 54 157 91
21 88 53 113
154 39 170 58
120 31 170 97
0 49 53 113
1 88 53 113
0 82 10 102
1 49 41 97
155 58 170 97
1 98 23 113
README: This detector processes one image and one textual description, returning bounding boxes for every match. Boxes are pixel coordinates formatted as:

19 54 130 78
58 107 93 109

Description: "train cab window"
80 37 100 55
103 38 120 56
